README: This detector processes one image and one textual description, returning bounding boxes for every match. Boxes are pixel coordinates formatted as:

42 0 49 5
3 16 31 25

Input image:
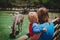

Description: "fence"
53 19 60 40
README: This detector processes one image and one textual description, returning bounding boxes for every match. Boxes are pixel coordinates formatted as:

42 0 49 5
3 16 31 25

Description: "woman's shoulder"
49 21 54 26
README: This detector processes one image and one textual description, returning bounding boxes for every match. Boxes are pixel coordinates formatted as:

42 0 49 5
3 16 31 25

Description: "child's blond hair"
28 12 38 23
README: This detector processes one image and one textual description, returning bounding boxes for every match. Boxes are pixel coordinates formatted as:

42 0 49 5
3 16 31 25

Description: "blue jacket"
32 22 54 40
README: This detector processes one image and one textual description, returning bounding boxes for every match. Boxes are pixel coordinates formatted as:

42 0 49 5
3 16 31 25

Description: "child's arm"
31 23 47 40
32 23 47 33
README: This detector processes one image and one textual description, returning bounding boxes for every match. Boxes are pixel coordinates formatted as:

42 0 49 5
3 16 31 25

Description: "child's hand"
43 28 47 32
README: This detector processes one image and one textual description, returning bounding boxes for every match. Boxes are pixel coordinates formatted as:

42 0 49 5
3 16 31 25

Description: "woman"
31 7 60 40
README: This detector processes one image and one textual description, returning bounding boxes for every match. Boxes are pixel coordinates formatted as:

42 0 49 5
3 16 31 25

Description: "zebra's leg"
11 23 16 38
20 20 23 31
18 23 20 32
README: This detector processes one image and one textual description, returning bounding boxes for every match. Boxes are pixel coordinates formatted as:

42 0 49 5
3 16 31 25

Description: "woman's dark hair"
37 7 49 24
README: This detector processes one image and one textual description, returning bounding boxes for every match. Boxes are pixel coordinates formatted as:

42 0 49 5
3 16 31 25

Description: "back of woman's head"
37 7 49 24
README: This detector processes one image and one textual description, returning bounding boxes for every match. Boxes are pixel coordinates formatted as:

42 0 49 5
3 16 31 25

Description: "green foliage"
45 0 60 8
0 0 7 2
42 0 49 3
0 0 60 8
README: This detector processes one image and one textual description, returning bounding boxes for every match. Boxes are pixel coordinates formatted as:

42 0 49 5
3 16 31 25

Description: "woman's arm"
52 17 59 22
52 17 60 25
31 33 41 40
